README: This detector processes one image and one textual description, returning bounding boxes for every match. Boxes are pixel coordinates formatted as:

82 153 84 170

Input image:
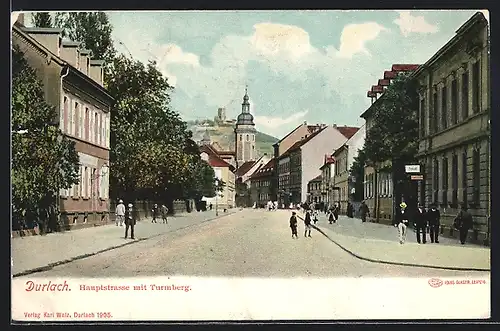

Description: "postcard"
11 9 490 322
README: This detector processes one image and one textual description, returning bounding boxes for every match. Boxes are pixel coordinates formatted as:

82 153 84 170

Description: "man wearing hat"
115 199 125 227
125 203 136 240
427 203 441 243
394 201 410 244
414 203 428 244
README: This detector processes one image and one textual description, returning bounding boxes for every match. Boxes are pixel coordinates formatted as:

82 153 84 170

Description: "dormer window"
58 37 62 57
76 51 80 69
86 58 90 73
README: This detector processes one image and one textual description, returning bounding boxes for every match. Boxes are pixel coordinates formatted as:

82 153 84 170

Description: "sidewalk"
11 210 237 277
292 211 490 271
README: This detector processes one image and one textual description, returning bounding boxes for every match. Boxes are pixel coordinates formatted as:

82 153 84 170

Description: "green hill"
187 121 278 157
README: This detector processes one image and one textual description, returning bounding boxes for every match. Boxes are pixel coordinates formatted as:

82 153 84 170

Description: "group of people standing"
394 202 474 245
115 201 170 240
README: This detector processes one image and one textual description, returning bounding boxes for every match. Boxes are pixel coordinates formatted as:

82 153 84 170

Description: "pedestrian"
414 203 427 244
161 204 169 224
209 203 213 211
328 209 335 224
359 201 369 222
347 202 354 218
455 204 473 245
289 211 298 239
124 203 136 240
394 202 410 244
427 203 441 243
115 199 125 227
333 203 339 222
303 210 312 237
151 203 159 223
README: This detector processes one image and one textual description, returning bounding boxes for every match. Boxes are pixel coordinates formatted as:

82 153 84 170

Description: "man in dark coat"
125 203 136 240
359 201 369 222
427 203 441 243
414 203 427 244
289 211 298 239
456 204 473 245
151 204 159 223
161 204 169 224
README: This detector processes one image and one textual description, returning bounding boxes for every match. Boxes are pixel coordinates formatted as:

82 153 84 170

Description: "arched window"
246 134 249 141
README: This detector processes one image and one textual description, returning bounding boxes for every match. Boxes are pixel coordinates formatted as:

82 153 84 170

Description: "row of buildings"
12 14 114 229
360 12 490 245
215 12 489 246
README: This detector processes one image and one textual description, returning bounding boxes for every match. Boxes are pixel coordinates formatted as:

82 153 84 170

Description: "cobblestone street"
18 209 490 278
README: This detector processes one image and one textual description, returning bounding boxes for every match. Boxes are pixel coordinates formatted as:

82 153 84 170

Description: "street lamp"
214 179 219 216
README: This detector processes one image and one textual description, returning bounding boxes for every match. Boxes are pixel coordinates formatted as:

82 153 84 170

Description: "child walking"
289 212 298 239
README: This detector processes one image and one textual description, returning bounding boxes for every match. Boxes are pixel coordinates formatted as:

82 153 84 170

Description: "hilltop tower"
234 86 256 168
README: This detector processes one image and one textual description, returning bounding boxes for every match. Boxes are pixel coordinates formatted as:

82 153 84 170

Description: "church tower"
234 86 256 169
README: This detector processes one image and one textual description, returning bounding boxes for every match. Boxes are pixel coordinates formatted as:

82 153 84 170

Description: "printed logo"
428 278 443 288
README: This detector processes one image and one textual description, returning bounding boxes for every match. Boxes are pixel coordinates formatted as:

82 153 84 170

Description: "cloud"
333 22 388 58
394 11 438 37
250 23 314 61
254 110 309 129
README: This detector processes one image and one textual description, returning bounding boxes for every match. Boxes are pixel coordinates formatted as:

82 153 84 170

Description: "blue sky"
23 10 489 138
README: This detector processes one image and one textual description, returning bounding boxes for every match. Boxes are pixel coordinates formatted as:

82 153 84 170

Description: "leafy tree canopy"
32 12 52 28
11 46 79 230
363 73 419 166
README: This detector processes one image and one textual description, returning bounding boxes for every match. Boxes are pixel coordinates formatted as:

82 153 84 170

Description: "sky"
20 10 489 139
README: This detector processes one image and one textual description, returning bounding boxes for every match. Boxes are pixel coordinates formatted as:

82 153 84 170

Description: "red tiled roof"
199 145 235 171
235 160 257 177
280 126 327 157
336 126 359 139
250 158 275 179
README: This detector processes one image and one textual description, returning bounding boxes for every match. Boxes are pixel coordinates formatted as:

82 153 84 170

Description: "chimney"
89 59 105 86
15 13 25 26
21 27 63 56
60 41 81 68
78 49 92 75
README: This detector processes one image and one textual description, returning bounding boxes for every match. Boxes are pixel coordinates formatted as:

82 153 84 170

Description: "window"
433 159 439 204
473 149 480 205
101 114 106 146
246 135 249 141
74 102 79 137
452 154 458 205
420 98 426 136
462 71 469 119
86 167 91 198
79 105 84 138
79 165 84 197
462 151 468 206
98 113 103 145
239 135 242 141
432 91 438 133
441 86 447 129
94 112 99 143
472 61 480 113
84 108 89 141
451 79 458 125
69 100 75 136
442 157 448 205
62 96 68 133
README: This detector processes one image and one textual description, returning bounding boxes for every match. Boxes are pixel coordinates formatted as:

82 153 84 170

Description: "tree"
106 55 199 203
12 46 79 232
349 148 367 202
363 73 419 165
53 12 116 84
32 12 52 28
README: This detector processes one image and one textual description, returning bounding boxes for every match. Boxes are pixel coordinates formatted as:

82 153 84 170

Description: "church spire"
242 85 250 108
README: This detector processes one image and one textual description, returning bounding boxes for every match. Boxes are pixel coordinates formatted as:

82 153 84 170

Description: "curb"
12 211 237 278
312 224 490 272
